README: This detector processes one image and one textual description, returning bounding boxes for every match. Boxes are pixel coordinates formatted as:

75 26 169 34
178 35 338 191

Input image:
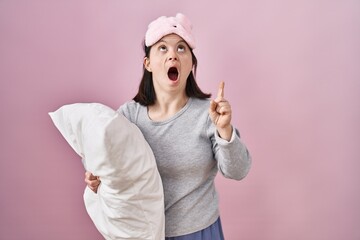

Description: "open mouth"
167 67 179 81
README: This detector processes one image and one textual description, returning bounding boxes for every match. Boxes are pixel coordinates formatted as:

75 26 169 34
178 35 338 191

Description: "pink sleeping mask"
145 13 196 49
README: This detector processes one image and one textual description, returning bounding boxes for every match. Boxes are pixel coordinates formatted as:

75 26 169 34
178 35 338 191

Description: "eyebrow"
157 39 186 45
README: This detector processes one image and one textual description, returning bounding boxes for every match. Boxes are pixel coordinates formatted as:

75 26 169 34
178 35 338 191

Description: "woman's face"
144 34 193 95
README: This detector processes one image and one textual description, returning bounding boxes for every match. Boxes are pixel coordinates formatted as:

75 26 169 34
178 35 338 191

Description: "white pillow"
49 103 164 240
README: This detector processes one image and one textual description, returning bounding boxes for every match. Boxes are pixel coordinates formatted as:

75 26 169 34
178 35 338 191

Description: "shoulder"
187 98 211 121
118 100 139 113
187 97 213 127
190 97 211 110
189 98 216 136
117 100 145 123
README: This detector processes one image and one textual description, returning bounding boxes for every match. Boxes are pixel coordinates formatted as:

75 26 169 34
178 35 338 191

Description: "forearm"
215 127 252 180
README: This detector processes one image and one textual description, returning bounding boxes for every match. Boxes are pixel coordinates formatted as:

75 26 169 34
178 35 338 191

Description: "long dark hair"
133 42 211 106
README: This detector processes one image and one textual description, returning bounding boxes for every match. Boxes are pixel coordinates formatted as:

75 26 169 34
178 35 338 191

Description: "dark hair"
133 41 211 106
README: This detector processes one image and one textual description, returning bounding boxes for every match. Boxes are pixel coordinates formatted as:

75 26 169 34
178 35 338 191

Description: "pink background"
1 0 359 239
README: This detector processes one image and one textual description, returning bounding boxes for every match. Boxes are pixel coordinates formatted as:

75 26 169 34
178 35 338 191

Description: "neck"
148 92 189 121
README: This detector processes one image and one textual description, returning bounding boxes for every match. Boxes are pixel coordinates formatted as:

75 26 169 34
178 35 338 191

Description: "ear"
144 57 152 72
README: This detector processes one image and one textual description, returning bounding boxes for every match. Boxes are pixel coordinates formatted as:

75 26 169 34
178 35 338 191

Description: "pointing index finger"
217 81 225 99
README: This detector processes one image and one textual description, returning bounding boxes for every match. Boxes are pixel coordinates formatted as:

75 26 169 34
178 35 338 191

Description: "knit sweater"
119 97 251 237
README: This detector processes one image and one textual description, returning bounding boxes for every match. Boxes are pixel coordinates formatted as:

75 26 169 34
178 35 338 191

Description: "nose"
167 48 178 61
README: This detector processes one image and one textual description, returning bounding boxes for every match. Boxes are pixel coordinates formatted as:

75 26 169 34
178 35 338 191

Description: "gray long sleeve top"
119 97 251 237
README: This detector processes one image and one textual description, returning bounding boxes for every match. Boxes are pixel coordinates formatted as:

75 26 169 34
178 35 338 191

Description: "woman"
86 13 251 239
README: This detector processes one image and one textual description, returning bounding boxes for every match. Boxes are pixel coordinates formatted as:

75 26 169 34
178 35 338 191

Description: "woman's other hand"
85 171 101 193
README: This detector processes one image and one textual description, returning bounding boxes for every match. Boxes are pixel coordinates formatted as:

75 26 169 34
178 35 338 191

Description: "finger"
85 171 98 180
85 171 93 180
85 175 100 186
217 81 225 99
215 100 229 111
85 179 95 185
91 179 100 187
209 100 217 113
85 177 97 186
217 105 231 115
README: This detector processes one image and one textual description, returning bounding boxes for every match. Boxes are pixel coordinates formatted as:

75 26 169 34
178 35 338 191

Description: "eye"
159 45 167 52
177 45 186 52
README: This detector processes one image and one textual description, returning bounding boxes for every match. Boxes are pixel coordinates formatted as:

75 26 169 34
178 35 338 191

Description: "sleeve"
118 102 129 118
117 101 136 123
207 117 252 180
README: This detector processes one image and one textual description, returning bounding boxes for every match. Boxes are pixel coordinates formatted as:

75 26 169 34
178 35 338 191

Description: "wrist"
217 125 232 141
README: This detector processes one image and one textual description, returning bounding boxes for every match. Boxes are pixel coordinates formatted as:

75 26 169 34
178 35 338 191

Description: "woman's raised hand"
209 81 233 141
